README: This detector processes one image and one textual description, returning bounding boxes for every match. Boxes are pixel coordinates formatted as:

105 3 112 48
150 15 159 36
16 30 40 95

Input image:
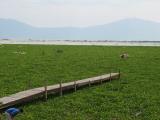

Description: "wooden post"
118 69 121 92
60 81 62 96
110 71 113 91
118 69 121 79
44 79 48 101
100 78 103 84
89 80 91 87
74 81 77 92
110 72 112 82
26 79 31 90
44 85 47 101
28 79 31 89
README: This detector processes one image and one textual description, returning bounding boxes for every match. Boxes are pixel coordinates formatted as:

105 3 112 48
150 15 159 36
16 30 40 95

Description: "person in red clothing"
5 108 23 120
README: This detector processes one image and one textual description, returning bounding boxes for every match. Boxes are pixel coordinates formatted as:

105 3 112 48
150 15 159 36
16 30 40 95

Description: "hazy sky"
0 0 160 27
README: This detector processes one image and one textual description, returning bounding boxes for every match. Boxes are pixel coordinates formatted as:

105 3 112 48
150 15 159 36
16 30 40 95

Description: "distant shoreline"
0 39 160 46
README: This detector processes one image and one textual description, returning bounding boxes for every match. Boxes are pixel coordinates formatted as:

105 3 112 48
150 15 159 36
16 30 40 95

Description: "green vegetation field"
0 44 160 120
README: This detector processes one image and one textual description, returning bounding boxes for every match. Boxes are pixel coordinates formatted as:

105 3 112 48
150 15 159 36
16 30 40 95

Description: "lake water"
0 39 160 46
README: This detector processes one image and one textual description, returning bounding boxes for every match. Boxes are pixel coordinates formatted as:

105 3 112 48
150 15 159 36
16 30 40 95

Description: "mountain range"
0 18 160 41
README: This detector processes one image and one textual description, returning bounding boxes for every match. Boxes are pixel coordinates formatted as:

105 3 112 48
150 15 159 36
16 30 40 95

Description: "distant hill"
0 18 160 41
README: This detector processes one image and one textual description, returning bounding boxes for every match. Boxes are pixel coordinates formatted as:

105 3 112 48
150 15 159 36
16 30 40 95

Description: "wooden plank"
0 73 119 110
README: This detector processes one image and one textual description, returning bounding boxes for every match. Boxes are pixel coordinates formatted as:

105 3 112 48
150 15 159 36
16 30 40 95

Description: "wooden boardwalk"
0 73 120 110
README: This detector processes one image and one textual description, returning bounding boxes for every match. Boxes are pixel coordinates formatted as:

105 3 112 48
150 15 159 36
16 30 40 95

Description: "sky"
0 0 160 27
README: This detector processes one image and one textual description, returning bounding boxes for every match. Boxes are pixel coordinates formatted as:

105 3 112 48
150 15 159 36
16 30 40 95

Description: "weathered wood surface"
0 73 119 110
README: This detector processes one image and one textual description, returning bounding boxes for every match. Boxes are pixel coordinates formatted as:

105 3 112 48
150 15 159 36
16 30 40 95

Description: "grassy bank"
0 44 160 120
